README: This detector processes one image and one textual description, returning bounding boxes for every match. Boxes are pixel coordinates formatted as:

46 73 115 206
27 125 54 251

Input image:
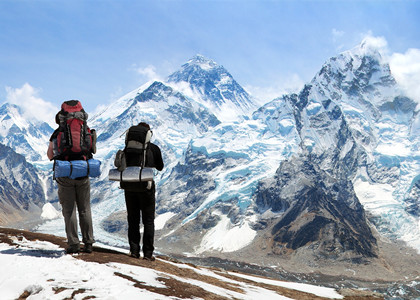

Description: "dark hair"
138 122 150 129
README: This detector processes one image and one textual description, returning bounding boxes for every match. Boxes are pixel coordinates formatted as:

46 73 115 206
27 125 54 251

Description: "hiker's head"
138 122 150 130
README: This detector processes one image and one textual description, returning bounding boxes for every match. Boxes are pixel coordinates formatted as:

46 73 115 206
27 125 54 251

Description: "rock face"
0 143 45 225
256 155 377 259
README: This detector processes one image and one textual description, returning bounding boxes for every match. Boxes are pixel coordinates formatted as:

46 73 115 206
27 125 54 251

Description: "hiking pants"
57 177 95 246
124 187 155 257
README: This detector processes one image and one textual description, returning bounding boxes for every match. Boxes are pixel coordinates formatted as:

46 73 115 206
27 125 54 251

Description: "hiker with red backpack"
47 100 99 254
110 122 164 260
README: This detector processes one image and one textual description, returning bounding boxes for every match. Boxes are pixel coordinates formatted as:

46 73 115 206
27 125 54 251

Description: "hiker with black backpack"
47 100 98 254
111 122 164 260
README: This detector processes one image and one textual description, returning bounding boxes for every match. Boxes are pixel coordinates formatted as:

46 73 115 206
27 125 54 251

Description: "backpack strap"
68 161 73 177
86 160 90 176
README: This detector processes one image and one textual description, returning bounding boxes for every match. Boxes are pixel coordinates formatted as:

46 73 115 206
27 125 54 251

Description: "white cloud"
245 73 305 105
132 64 163 82
389 48 420 107
358 32 389 56
361 33 388 49
5 83 58 127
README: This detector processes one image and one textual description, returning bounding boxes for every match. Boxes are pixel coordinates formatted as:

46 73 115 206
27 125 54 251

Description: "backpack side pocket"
114 150 127 172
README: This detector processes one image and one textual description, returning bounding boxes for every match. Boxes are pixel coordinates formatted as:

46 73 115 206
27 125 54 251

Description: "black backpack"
124 124 153 168
114 124 154 191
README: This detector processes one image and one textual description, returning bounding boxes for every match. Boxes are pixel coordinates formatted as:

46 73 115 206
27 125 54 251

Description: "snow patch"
40 203 61 220
155 212 175 231
196 215 256 253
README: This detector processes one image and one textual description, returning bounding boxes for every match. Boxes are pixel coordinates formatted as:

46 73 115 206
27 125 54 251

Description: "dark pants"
124 187 155 257
57 177 95 246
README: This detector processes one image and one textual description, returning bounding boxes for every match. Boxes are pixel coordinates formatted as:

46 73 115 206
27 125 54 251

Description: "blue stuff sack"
54 159 101 179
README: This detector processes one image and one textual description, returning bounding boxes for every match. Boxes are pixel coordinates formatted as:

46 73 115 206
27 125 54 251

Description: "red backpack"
54 100 96 161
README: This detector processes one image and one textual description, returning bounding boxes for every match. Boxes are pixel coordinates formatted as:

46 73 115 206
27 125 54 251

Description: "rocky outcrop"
256 155 377 259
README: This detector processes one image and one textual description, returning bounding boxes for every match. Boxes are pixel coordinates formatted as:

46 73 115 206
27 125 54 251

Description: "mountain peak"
167 55 257 122
337 36 387 68
168 54 223 82
357 35 387 57
186 54 219 70
0 102 22 117
311 36 396 106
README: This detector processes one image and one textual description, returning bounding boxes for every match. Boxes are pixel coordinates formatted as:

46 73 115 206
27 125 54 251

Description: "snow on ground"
0 233 344 300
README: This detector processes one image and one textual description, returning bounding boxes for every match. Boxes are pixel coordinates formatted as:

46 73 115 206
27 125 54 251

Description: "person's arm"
47 141 54 161
151 144 164 171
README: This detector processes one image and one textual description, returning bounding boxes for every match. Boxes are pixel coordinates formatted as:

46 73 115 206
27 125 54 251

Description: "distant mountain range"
1 42 419 271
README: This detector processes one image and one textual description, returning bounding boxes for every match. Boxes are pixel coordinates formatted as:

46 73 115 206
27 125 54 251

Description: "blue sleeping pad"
54 159 101 179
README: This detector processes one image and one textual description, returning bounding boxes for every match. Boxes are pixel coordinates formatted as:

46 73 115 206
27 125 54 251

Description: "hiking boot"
83 243 93 253
129 252 140 258
143 256 155 261
66 244 80 254
129 244 140 258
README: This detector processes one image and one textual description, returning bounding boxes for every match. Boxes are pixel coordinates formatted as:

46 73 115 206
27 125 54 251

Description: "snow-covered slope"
0 228 351 300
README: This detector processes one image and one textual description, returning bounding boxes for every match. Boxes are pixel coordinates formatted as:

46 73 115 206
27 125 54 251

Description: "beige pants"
57 177 95 246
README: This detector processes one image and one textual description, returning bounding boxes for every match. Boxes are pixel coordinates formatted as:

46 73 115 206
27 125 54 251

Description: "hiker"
47 100 96 254
118 122 164 260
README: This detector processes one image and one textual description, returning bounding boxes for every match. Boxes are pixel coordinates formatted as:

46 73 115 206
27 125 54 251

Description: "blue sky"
1 0 420 119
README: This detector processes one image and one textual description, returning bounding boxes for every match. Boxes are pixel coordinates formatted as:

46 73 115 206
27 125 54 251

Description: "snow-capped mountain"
0 103 53 165
303 42 420 250
0 143 46 225
167 54 258 122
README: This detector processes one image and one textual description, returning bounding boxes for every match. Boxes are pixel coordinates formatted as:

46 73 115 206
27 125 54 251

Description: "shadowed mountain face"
257 155 377 259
